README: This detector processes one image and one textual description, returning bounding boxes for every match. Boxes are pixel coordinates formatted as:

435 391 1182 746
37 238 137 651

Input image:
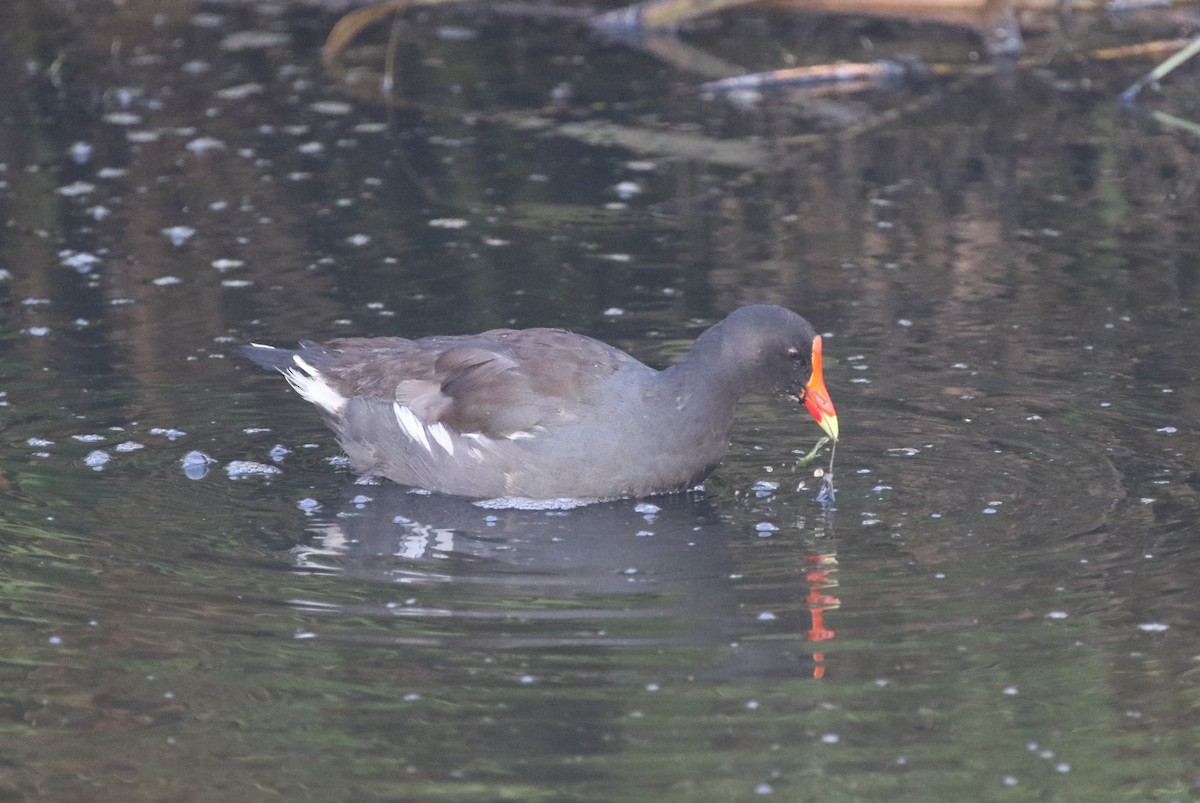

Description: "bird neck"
657 327 751 414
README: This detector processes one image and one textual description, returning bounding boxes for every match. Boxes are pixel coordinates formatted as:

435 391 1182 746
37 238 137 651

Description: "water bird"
241 304 838 501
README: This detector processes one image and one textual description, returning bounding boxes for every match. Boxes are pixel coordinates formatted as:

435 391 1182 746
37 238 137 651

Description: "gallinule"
241 305 838 500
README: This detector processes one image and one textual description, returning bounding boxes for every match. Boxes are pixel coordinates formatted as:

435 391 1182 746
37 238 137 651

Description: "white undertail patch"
282 355 346 414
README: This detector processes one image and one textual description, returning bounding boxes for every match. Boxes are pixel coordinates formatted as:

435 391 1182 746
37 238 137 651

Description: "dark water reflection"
1 0 1200 800
292 487 829 675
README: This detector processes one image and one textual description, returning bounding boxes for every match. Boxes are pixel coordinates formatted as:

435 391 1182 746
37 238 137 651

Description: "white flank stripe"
428 422 455 456
292 355 318 375
283 355 346 414
394 404 433 453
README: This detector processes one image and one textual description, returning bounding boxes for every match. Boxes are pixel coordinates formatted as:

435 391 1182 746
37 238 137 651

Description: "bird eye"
786 347 802 361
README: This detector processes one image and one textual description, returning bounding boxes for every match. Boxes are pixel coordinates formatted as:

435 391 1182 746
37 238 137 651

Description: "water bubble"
309 101 352 115
162 226 196 246
429 218 468 229
150 427 187 440
60 251 101 273
224 460 281 479
753 480 779 496
219 31 291 52
84 450 110 469
186 137 226 155
181 451 215 480
614 180 642 200
68 141 93 164
57 181 96 196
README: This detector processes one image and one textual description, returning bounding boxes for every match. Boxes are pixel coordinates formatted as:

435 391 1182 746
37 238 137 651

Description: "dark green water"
1 1 1198 800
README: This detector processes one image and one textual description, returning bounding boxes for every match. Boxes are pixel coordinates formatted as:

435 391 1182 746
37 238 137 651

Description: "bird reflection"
290 484 840 681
